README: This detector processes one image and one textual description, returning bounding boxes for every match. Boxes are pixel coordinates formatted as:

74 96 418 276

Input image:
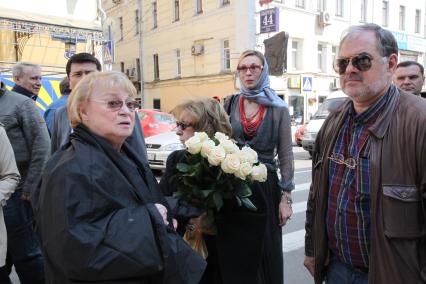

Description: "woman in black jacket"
32 71 205 284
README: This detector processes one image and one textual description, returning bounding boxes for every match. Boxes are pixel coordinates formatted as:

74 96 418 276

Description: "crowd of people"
0 22 424 284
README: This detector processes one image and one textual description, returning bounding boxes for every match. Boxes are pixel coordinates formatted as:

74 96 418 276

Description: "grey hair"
12 62 41 78
340 23 398 57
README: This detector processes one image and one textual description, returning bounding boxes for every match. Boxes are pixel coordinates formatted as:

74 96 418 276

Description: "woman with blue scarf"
218 50 294 284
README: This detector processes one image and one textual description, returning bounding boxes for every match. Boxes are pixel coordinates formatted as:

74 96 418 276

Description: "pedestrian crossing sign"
302 76 313 92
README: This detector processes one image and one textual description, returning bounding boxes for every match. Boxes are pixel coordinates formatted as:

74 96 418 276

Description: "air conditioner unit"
319 11 331 26
191 44 204 56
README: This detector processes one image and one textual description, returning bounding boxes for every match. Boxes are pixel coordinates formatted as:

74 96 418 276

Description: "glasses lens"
334 59 350 74
352 54 372 72
176 121 192 130
107 100 123 110
125 101 137 111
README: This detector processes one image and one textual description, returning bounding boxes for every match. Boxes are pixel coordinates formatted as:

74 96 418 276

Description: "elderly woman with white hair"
32 71 205 284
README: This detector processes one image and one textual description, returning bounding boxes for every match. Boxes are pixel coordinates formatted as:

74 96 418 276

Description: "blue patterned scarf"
238 60 288 108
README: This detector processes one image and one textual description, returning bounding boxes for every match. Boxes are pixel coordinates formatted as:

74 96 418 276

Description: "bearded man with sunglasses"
304 23 426 284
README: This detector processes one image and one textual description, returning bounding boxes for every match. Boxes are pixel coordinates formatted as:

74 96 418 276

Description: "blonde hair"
171 98 232 138
67 71 137 128
237 50 265 67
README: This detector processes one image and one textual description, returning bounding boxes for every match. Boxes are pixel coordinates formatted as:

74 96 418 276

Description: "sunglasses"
237 64 263 74
333 53 374 75
91 99 138 112
176 121 193 130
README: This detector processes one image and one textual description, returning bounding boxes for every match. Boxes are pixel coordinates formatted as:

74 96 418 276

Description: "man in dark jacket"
304 23 426 284
0 81 50 283
11 62 42 101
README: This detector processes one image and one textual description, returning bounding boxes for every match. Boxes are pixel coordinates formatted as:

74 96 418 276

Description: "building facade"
105 0 255 111
0 0 104 112
257 0 426 123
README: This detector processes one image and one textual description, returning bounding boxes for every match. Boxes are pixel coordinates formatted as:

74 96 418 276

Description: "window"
222 39 230 71
176 49 181 77
399 6 405 31
173 0 180 21
291 40 300 70
360 0 367 22
136 58 141 81
153 99 161 110
152 1 158 29
153 54 159 80
221 0 230 6
120 62 125 73
195 0 203 14
415 9 421 34
296 0 305 8
336 0 343 16
317 0 327 11
382 1 389 27
331 45 338 65
119 17 123 40
135 10 140 35
317 44 325 72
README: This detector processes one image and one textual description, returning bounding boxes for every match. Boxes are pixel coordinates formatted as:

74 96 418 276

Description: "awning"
0 7 103 41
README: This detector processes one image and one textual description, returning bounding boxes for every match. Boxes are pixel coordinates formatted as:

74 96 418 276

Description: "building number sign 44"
260 7 279 33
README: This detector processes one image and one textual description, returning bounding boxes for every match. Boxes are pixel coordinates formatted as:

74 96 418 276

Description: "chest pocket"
382 185 426 238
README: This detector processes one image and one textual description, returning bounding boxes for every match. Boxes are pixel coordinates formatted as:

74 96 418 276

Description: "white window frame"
222 39 230 71
399 5 405 31
220 0 230 6
415 9 421 34
291 40 301 71
336 0 343 17
382 1 389 27
296 0 305 9
317 43 326 72
317 0 327 11
360 0 367 22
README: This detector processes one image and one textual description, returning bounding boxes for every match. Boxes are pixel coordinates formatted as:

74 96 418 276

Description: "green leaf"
241 197 257 211
176 163 190 173
200 189 214 198
236 182 252 198
212 191 224 211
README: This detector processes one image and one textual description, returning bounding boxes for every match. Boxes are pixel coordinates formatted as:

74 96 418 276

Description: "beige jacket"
0 125 20 266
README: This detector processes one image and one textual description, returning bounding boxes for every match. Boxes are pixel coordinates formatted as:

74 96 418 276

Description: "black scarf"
70 124 167 206
12 84 37 101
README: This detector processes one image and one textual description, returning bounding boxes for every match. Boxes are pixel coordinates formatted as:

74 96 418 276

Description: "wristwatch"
281 191 293 205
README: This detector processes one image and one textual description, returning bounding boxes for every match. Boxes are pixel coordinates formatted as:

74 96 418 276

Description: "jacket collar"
367 85 400 139
335 85 400 141
12 84 37 100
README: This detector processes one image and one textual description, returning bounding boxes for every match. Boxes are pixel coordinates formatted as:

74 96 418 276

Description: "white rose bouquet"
170 131 267 230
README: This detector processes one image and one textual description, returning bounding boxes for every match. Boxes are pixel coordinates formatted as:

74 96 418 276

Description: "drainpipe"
138 0 145 107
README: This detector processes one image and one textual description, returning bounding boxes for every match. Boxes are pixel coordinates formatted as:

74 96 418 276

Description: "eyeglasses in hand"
328 153 357 169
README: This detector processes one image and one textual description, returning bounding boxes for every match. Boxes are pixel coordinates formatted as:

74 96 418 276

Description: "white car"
145 130 185 171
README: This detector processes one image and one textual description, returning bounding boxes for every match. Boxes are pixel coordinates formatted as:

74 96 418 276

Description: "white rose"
194 132 209 142
200 139 215 158
207 145 226 166
251 164 268 182
185 136 202 155
219 139 239 154
239 146 258 164
214 132 229 141
221 153 241 174
234 162 253 180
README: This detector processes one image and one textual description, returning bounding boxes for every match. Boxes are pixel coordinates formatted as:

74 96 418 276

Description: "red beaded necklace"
239 97 265 137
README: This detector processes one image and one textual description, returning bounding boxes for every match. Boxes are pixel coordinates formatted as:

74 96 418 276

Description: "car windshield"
312 97 347 119
153 114 175 124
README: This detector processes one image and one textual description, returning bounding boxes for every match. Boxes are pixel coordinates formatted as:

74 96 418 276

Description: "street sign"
302 76 313 92
260 8 279 33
